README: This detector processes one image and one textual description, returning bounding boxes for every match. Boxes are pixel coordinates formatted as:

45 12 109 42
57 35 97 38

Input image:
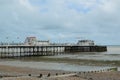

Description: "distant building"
77 40 95 46
34 40 50 46
24 37 50 46
24 37 37 45
24 37 94 46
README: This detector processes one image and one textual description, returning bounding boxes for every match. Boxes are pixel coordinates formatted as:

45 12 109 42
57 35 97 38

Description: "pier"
0 37 107 58
0 45 107 58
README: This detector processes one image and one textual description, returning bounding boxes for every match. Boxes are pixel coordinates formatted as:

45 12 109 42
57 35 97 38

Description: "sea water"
0 60 113 72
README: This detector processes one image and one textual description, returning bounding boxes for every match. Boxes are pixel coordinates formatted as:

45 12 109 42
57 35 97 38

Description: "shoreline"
10 56 120 67
0 64 120 80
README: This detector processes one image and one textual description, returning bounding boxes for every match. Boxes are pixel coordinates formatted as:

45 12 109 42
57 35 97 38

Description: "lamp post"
17 37 19 45
5 37 9 56
6 37 9 46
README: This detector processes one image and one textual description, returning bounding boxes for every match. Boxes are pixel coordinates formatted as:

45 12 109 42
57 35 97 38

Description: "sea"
0 45 120 72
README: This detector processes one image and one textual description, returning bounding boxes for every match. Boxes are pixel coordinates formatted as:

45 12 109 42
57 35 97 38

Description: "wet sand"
0 65 120 80
0 64 85 80
0 64 70 76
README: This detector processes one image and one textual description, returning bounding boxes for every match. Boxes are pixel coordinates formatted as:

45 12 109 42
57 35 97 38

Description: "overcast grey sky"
0 0 120 45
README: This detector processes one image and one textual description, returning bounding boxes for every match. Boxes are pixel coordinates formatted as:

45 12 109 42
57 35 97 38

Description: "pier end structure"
65 40 107 52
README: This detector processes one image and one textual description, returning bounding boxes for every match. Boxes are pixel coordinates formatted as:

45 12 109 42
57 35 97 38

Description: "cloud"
0 0 120 44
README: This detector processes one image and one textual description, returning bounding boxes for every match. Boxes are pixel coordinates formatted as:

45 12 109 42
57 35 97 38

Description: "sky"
0 0 120 45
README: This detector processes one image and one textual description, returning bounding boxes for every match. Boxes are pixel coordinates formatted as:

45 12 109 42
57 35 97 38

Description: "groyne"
0 67 117 79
